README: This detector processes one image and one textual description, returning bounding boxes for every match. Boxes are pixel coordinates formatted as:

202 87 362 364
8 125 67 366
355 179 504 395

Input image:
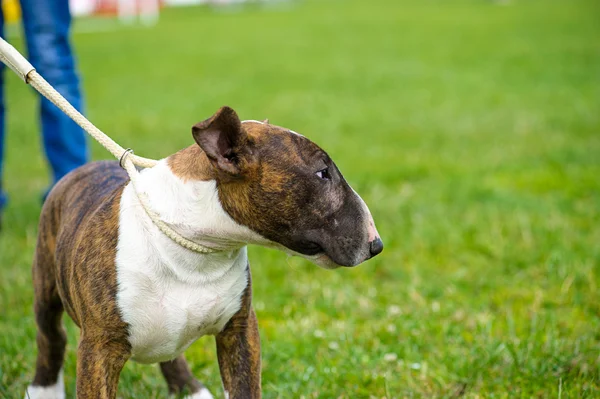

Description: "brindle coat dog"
26 106 383 399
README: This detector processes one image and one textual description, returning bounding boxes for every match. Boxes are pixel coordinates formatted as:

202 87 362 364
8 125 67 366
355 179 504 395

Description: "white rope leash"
27 73 158 168
0 38 217 254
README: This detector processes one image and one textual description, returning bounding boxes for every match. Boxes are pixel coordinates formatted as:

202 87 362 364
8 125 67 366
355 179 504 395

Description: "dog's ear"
192 106 247 175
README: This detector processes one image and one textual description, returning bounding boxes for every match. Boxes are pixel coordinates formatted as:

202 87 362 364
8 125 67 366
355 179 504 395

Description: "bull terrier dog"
26 106 383 399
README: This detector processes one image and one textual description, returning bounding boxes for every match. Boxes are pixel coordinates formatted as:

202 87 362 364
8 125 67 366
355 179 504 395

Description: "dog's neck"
124 147 267 263
139 162 264 248
118 153 264 281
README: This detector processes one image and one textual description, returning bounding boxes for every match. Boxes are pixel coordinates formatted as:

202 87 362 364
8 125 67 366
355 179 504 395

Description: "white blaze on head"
242 120 305 138
367 217 379 242
352 187 379 243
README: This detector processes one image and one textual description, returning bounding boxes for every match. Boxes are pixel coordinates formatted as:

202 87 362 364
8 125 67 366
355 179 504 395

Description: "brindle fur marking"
160 355 204 395
216 267 261 399
168 145 214 183
75 338 129 398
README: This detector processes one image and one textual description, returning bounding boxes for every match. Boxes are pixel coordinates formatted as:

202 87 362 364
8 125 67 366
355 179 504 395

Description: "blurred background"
0 0 598 397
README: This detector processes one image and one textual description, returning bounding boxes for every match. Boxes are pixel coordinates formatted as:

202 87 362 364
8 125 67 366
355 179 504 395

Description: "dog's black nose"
369 237 384 257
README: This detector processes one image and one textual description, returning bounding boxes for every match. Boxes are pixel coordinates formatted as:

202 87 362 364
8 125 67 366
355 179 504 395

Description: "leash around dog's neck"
0 38 220 255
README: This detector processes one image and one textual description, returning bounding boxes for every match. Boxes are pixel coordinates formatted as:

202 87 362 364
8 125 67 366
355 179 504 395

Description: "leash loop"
119 148 134 169
0 37 217 254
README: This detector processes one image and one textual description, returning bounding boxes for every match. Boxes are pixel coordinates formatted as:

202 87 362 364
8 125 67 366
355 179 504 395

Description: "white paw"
183 387 214 399
24 371 65 399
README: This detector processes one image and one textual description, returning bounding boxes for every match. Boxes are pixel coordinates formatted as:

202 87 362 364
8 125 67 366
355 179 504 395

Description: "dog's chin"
270 243 342 269
302 253 342 270
264 240 365 269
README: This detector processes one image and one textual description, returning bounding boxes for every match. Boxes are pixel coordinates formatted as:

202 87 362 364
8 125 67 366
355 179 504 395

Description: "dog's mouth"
295 240 324 256
295 242 347 269
269 240 341 269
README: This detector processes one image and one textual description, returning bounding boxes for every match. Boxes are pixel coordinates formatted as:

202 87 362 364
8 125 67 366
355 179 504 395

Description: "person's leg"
19 0 88 190
0 9 6 227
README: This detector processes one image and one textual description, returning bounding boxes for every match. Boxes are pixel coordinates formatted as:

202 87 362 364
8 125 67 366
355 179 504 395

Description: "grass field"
1 0 599 397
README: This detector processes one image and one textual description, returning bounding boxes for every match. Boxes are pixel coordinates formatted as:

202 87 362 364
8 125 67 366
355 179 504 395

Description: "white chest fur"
115 161 261 364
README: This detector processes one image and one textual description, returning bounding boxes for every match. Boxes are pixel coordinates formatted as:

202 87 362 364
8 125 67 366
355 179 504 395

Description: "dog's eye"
315 168 330 180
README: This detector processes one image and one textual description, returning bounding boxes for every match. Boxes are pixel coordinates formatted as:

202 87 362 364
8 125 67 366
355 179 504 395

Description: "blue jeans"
0 0 88 212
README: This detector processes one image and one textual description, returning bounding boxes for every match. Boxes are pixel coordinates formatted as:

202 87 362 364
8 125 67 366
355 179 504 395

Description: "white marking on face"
352 187 378 241
183 387 214 399
287 129 304 137
24 370 65 399
367 218 378 242
341 187 379 265
116 160 264 364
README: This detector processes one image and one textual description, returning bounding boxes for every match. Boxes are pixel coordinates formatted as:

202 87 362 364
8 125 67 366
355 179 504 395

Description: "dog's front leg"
216 308 261 399
216 281 261 399
76 336 130 398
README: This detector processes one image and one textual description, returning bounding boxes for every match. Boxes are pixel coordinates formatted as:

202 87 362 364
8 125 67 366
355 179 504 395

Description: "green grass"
1 0 599 397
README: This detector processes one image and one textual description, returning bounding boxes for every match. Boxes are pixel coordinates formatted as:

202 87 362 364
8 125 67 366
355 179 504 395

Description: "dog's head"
189 106 382 268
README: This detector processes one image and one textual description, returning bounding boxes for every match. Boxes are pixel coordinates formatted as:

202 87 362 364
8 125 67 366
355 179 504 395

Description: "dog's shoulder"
47 161 128 210
44 160 129 260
